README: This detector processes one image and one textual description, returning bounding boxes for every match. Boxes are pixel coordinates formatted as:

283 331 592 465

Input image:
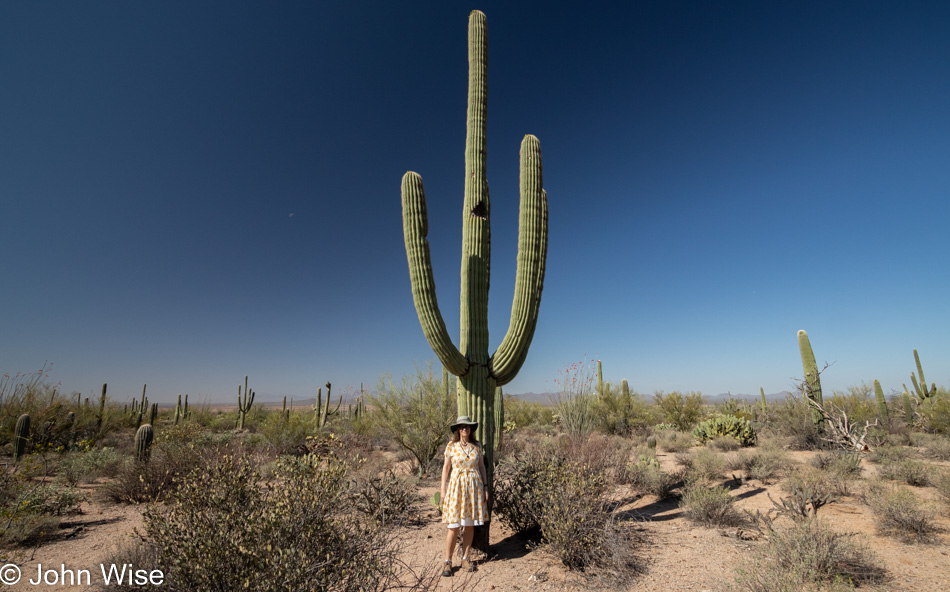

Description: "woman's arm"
440 448 452 500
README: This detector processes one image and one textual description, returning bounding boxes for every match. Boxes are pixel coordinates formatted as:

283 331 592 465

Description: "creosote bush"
733 519 887 592
863 481 939 543
679 483 744 527
140 449 406 591
493 444 639 574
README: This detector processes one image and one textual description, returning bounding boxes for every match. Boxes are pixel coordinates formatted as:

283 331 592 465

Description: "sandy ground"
3 450 949 592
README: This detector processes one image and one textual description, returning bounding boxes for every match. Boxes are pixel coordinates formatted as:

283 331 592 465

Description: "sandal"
441 560 452 577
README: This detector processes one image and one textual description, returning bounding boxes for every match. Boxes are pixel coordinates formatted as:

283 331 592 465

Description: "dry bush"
679 483 744 527
349 468 420 527
876 458 931 487
676 447 726 483
732 445 794 484
733 519 887 592
910 432 950 461
627 454 680 499
709 435 741 452
933 471 950 509
863 481 940 543
141 451 408 591
774 469 839 521
867 445 915 464
557 434 636 485
654 429 694 453
769 395 825 450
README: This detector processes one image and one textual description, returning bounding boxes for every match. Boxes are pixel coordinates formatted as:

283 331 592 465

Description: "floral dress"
442 441 488 528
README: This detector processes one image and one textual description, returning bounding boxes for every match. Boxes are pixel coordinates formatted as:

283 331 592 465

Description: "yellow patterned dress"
442 441 488 528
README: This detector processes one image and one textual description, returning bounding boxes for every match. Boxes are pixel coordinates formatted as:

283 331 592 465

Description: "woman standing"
440 416 489 576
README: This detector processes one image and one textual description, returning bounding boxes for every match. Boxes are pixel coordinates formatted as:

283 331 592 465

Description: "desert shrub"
770 395 824 450
826 383 879 428
493 448 636 572
933 471 950 507
734 445 793 484
56 446 125 485
627 455 679 499
863 481 939 542
348 468 419 527
916 390 950 434
141 451 404 591
654 428 694 453
676 447 726 483
810 450 862 478
774 469 840 521
257 412 314 456
679 483 743 527
876 458 931 487
693 414 756 447
592 382 654 436
505 396 555 430
555 391 596 438
733 519 886 592
0 463 84 546
368 366 456 477
868 444 914 464
557 434 635 485
910 432 950 461
653 391 705 431
709 435 742 451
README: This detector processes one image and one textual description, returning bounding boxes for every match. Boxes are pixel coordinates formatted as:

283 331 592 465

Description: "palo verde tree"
401 10 548 551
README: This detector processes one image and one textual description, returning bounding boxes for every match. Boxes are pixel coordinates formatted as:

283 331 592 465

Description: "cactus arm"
873 379 888 420
401 171 470 376
797 329 824 427
914 349 927 393
490 136 548 385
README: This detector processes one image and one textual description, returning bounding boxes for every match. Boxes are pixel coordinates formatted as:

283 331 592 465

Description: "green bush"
733 445 793 484
56 446 125 485
654 429 694 453
0 463 84 546
876 458 931 487
769 395 824 450
141 451 405 591
693 414 756 447
676 447 725 483
368 366 456 477
679 483 743 527
627 456 679 499
505 396 555 430
653 391 705 432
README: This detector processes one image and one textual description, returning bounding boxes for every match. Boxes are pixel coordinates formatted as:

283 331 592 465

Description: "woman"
440 415 489 576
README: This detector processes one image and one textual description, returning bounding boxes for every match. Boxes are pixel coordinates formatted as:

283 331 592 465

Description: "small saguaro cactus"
401 10 548 552
174 394 183 425
149 402 158 427
95 383 108 434
909 349 936 403
14 413 31 462
237 375 255 430
797 330 824 427
596 360 604 398
135 424 154 463
901 389 915 425
873 379 888 420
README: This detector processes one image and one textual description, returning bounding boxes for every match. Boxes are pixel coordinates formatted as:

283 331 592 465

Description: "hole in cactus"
470 201 488 219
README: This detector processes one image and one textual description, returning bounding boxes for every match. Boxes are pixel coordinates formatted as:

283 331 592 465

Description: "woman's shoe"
441 560 453 577
461 557 474 572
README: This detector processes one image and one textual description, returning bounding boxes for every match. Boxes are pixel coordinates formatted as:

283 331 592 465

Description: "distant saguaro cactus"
401 10 548 552
797 330 824 427
909 349 936 403
237 376 255 430
313 382 342 428
135 424 154 463
14 413 30 462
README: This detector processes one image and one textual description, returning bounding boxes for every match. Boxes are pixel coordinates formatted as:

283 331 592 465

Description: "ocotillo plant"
401 11 548 549
909 349 936 403
14 413 30 462
873 379 888 420
135 423 154 463
797 330 824 427
237 376 255 430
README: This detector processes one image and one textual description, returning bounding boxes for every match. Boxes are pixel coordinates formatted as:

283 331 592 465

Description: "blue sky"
2 1 948 405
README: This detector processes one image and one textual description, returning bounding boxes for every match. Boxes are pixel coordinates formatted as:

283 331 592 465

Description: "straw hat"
449 415 478 433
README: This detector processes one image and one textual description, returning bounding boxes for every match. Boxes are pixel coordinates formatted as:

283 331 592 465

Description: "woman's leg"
460 526 474 559
445 527 459 561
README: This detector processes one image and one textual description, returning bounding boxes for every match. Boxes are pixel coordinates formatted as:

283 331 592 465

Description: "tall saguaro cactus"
401 10 548 550
797 330 824 427
237 375 255 430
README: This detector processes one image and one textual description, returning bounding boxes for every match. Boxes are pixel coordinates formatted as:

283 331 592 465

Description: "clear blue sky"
2 1 948 405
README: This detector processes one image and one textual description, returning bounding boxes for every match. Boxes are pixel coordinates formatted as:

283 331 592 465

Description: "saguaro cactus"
237 376 255 429
135 424 154 463
797 330 824 427
909 349 936 403
14 413 30 462
873 379 888 420
401 10 548 550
